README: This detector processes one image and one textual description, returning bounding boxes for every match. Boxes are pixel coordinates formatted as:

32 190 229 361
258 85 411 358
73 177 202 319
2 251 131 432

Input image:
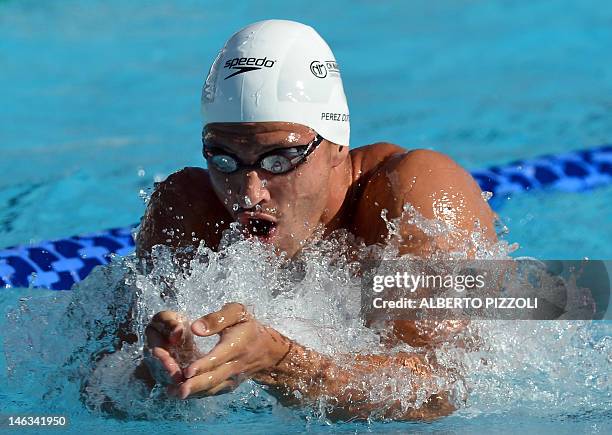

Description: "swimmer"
136 20 496 420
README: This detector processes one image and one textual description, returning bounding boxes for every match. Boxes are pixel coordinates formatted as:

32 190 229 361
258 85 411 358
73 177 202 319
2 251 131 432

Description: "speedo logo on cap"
223 56 276 79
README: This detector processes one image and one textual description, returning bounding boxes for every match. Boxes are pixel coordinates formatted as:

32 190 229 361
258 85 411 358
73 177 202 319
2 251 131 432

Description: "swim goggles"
203 133 324 174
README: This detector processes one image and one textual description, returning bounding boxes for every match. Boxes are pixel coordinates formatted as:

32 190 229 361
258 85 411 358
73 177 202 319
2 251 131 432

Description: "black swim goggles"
203 133 324 174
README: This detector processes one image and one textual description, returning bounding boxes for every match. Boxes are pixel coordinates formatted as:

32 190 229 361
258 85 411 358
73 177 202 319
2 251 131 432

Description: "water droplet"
138 189 151 204
287 132 300 143
481 191 493 202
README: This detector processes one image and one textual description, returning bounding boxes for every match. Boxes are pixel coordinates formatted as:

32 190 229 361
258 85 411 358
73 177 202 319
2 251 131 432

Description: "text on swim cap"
224 57 276 68
310 60 341 79
223 56 276 79
321 112 349 122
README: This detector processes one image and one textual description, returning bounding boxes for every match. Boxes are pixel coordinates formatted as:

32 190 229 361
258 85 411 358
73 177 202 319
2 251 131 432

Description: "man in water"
137 20 496 420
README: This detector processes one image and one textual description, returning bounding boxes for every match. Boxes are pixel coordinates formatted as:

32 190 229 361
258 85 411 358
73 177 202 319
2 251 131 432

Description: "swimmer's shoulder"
350 142 459 180
350 143 468 205
136 167 231 256
349 144 496 246
349 142 406 180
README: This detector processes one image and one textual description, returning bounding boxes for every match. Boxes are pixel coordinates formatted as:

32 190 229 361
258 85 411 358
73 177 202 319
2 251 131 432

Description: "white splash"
3 205 610 424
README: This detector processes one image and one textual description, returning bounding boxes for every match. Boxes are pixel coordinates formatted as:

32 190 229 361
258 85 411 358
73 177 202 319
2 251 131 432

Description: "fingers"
151 346 185 384
145 311 189 385
145 324 169 350
182 335 239 379
149 311 186 345
191 303 250 337
145 326 184 384
169 360 241 399
206 380 238 396
145 306 252 395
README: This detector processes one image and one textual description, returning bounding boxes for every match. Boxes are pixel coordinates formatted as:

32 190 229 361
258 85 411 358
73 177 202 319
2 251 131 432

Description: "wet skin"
137 122 497 420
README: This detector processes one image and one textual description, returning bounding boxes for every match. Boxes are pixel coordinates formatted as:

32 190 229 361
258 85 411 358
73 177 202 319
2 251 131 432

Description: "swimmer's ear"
329 143 349 167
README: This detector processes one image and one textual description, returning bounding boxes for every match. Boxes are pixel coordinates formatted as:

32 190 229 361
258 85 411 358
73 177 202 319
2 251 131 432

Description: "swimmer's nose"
236 170 270 209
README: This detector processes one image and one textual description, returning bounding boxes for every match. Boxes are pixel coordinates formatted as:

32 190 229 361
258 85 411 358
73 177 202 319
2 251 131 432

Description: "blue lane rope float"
0 226 136 290
1 144 611 290
470 144 612 197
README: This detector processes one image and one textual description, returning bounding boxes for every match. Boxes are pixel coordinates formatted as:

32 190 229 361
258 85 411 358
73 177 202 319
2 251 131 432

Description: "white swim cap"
201 20 350 147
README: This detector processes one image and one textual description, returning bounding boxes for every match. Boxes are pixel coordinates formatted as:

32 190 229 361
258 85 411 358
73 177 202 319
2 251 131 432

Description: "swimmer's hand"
156 304 454 421
144 311 201 386
169 303 290 399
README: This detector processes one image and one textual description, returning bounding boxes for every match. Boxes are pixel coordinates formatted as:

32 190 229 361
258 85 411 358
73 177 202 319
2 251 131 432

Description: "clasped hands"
144 303 291 399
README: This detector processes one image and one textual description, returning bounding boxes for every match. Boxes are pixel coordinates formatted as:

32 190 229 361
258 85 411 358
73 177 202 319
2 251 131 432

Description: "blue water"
1 0 611 433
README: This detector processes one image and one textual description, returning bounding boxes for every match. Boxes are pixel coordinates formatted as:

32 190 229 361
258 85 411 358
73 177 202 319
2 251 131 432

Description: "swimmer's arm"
357 149 497 347
109 302 159 389
253 342 454 421
389 150 497 343
131 167 230 383
130 168 232 389
178 304 453 421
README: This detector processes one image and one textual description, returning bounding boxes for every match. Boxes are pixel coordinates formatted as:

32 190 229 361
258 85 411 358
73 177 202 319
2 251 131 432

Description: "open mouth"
243 217 278 241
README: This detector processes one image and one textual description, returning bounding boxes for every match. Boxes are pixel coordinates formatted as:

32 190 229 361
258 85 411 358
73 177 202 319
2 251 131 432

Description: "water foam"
3 205 610 424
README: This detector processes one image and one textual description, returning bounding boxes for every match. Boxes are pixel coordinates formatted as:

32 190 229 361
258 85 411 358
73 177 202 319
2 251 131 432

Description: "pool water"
1 0 611 433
